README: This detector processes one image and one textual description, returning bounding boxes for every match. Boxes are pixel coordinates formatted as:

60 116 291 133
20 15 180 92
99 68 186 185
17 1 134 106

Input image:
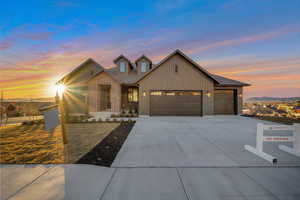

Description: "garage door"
150 91 202 116
214 89 236 115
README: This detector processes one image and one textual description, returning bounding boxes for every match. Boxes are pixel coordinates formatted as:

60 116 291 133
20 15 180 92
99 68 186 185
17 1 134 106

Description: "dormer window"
141 62 147 73
135 55 152 74
120 62 126 72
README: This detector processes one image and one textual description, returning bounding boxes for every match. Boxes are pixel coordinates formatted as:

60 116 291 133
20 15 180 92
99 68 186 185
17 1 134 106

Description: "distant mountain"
246 97 300 102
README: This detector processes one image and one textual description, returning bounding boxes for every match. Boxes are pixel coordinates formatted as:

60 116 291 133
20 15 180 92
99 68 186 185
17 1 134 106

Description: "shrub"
121 109 126 115
7 104 16 111
22 121 29 125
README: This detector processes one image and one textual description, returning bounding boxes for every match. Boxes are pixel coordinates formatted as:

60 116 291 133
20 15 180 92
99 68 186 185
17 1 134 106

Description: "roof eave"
215 83 251 87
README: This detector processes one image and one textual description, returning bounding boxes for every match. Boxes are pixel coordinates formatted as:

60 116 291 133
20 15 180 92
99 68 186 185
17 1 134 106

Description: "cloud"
206 57 300 75
0 25 55 51
0 41 11 50
1 21 299 99
21 32 53 40
184 25 300 55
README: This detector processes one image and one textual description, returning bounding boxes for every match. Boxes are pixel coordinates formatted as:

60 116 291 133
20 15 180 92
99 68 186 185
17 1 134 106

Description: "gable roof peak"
113 54 131 64
136 49 219 83
135 54 152 64
57 58 103 84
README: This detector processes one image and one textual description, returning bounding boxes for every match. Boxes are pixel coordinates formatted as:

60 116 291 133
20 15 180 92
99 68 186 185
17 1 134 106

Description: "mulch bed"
76 121 135 167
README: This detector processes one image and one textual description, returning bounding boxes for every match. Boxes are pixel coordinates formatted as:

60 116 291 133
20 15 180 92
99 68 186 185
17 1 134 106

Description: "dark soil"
76 121 135 167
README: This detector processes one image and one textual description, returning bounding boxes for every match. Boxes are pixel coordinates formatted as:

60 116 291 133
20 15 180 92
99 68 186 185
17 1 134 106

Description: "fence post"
256 123 264 152
278 123 300 157
244 123 277 164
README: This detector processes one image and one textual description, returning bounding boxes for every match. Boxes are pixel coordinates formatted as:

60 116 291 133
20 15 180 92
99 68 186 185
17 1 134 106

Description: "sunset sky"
0 0 299 99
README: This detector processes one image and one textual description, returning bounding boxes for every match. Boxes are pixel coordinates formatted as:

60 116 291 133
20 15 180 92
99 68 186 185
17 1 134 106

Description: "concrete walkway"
1 164 300 200
1 116 300 200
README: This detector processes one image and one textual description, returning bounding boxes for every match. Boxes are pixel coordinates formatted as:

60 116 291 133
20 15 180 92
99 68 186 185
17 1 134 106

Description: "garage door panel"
150 91 202 116
214 90 235 115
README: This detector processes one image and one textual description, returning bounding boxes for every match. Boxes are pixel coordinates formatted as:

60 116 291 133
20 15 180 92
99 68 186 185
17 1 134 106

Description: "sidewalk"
1 164 300 200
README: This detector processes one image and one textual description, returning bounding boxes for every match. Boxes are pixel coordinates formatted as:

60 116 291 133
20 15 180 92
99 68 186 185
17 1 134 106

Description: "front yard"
65 122 119 163
0 121 120 164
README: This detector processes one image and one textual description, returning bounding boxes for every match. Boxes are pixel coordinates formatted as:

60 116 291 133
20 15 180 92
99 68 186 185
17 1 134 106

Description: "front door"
99 85 111 111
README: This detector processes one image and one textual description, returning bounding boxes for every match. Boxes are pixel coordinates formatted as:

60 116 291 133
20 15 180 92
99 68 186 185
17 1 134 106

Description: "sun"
55 84 66 96
48 83 66 97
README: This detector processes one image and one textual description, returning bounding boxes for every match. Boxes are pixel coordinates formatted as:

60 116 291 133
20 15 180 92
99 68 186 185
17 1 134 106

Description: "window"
141 62 147 72
120 62 126 72
175 64 178 73
128 87 138 102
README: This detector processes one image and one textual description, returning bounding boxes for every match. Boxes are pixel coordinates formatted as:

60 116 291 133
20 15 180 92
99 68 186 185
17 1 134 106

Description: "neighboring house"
58 49 250 116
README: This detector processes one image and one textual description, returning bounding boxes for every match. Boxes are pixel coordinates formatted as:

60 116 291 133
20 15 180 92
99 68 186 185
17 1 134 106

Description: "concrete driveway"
112 116 300 167
2 116 300 200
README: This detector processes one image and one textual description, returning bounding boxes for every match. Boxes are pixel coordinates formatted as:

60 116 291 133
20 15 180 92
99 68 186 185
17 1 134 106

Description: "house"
58 49 250 116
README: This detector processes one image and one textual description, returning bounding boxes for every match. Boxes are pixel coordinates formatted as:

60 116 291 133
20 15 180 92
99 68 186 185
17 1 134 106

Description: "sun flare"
55 84 66 96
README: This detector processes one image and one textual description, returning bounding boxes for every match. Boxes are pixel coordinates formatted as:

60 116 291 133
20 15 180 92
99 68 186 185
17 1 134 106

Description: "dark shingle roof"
62 50 250 87
57 58 103 84
210 74 250 86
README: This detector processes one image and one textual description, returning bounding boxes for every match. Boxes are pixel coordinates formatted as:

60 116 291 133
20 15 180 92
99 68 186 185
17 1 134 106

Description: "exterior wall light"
238 94 243 98
143 91 146 97
206 91 211 97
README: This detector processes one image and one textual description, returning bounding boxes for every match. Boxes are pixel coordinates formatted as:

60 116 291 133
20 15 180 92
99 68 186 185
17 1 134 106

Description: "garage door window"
150 91 162 96
150 91 201 96
165 92 176 96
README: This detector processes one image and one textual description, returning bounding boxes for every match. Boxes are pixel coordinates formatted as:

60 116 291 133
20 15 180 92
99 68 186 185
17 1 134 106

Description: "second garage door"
214 89 236 115
150 91 202 116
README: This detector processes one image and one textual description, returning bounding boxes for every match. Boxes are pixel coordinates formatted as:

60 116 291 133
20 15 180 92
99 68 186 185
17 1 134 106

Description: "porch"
88 83 139 115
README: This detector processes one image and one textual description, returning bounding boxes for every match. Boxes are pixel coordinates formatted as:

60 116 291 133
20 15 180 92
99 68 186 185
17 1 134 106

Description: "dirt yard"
65 122 119 163
0 122 119 164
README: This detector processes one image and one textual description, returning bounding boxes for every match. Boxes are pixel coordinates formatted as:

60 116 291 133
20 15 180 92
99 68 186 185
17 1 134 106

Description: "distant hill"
2 97 55 103
246 97 300 102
